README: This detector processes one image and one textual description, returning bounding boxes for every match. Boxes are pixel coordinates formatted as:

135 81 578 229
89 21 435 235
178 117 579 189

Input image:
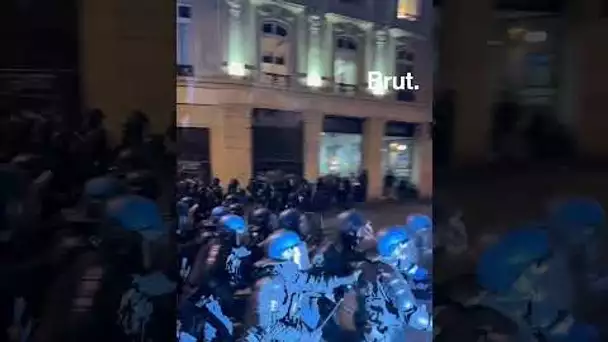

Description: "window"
397 0 421 21
396 47 416 102
261 22 288 37
176 4 192 66
336 37 357 51
525 54 552 87
260 21 290 82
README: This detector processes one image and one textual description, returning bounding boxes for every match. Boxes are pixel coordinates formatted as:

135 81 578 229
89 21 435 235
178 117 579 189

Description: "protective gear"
177 197 196 235
267 230 302 261
549 198 605 246
337 210 373 251
278 208 310 237
352 260 432 342
125 170 158 200
477 227 550 293
223 194 240 206
219 214 247 235
82 176 124 218
104 195 167 271
406 213 433 268
248 207 277 245
242 230 360 342
85 177 124 201
210 206 227 220
475 226 599 341
376 226 419 266
227 203 245 217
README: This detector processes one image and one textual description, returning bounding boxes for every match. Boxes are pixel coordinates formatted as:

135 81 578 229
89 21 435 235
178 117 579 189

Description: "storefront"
382 121 417 180
319 116 364 177
177 127 211 181
252 109 304 176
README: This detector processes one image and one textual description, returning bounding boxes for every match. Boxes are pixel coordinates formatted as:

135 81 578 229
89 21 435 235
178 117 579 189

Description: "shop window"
382 137 414 179
319 132 363 177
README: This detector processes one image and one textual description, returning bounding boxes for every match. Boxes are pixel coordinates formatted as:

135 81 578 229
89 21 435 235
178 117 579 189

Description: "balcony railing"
334 83 358 96
176 65 194 77
259 72 291 88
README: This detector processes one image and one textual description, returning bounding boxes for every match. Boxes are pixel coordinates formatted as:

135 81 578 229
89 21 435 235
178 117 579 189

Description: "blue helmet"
105 195 165 240
406 214 432 232
549 198 605 239
267 229 302 260
210 206 228 220
477 227 550 293
376 226 410 258
84 176 123 201
219 214 247 234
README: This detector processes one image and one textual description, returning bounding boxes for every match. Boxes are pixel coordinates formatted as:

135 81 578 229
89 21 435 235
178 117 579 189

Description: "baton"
314 297 345 334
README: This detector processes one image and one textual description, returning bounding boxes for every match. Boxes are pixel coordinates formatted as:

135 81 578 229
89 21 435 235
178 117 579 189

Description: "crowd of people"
1 109 176 342
175 174 434 341
2 105 608 342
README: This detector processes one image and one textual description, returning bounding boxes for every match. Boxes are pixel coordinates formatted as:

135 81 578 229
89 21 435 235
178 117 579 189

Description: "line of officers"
176 178 434 342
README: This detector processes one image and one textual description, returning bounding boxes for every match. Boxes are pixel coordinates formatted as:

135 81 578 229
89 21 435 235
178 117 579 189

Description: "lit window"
397 0 420 21
176 4 192 66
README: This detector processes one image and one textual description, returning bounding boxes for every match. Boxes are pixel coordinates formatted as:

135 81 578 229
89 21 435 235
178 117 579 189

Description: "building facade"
436 0 608 165
176 0 434 199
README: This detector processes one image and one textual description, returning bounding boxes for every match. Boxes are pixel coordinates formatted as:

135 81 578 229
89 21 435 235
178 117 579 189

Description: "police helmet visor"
392 240 419 265
283 242 310 270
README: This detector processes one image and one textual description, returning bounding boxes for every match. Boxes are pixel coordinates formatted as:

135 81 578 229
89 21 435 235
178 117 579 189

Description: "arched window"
396 46 416 102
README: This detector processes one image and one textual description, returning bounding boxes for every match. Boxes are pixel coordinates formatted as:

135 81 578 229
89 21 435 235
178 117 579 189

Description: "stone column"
303 111 324 181
210 105 252 186
307 15 323 84
362 118 386 200
439 0 492 165
227 0 243 66
373 29 388 74
412 123 433 199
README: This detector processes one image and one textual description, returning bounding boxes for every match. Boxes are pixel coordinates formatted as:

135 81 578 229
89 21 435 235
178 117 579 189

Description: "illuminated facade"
176 0 434 199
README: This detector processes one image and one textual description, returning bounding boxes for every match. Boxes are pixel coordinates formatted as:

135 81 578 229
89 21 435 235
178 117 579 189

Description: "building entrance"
177 127 211 181
251 109 303 177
